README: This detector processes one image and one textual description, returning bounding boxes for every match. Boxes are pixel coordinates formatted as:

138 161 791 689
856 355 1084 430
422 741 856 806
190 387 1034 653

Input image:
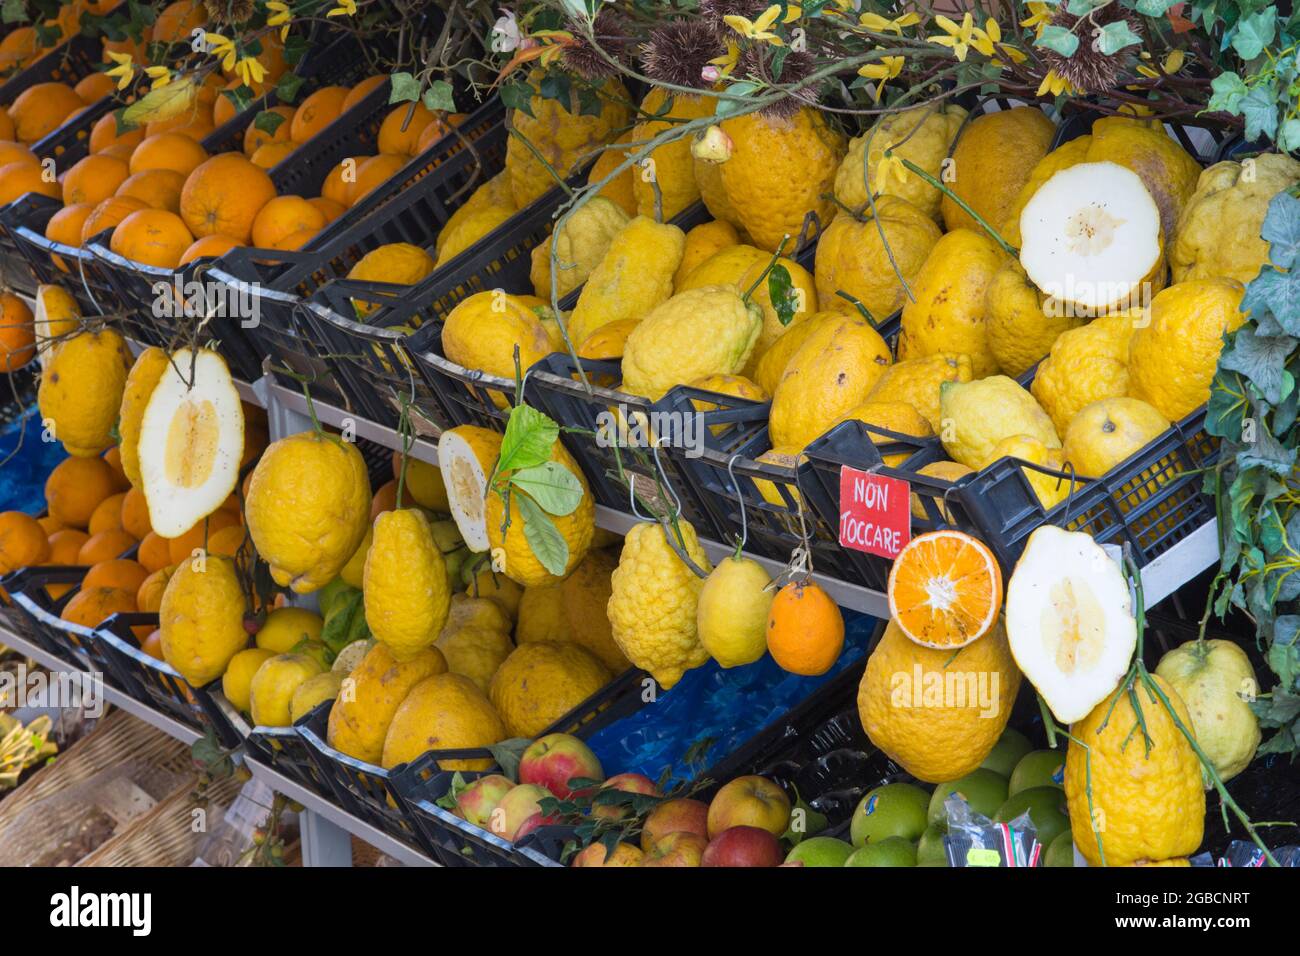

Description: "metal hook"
649 439 682 521
726 453 748 552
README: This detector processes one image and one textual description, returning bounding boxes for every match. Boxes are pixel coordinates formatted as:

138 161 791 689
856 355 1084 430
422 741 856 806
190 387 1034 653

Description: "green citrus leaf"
508 461 583 517
496 404 559 477
515 491 569 576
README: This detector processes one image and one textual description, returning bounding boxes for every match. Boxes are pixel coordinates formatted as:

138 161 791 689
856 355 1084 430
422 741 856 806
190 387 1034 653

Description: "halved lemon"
438 425 503 553
887 529 1003 649
137 348 245 538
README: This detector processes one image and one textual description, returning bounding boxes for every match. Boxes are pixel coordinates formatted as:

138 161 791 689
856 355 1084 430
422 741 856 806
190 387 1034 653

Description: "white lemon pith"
1019 161 1162 314
137 348 244 538
1004 526 1137 724
438 425 503 553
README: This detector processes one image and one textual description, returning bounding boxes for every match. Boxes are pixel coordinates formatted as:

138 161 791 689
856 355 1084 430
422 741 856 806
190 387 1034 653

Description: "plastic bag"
943 793 1042 867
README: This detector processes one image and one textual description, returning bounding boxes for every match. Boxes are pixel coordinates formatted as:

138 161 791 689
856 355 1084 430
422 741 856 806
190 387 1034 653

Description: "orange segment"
887 529 1002 649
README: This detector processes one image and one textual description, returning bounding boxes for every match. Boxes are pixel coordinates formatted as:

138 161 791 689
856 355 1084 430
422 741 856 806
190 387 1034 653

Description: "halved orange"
887 529 1002 649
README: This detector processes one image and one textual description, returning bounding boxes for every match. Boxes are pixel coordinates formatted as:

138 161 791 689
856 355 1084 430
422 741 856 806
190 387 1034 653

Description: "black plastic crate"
95 612 244 749
384 667 649 867
244 701 339 802
0 29 104 107
2 564 97 668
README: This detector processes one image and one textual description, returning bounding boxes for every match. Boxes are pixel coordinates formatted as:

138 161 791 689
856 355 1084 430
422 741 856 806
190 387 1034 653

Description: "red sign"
838 465 911 560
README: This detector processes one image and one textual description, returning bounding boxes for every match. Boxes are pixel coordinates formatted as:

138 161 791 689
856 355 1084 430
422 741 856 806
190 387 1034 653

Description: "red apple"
640 831 708 867
513 811 546 842
492 783 553 841
572 842 644 867
707 775 792 838
454 774 514 828
701 826 783 867
519 733 604 798
592 772 660 821
640 797 709 852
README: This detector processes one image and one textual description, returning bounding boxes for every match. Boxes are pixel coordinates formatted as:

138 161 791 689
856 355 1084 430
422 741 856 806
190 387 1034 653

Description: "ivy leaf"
388 71 421 104
1231 7 1276 60
496 404 559 477
1035 25 1080 57
1262 191 1300 269
1096 20 1142 55
1135 0 1176 15
1 0 27 24
1065 0 1106 14
1237 416 1297 477
1207 71 1248 115
539 71 571 106
715 81 759 117
516 491 570 576
274 72 304 105
1242 266 1300 335
1280 119 1300 154
577 86 604 117
1219 328 1298 405
500 79 534 117
1239 83 1279 142
422 79 455 114
1206 369 1251 441
508 461 583 517
254 108 285 136
282 33 307 67
767 264 798 327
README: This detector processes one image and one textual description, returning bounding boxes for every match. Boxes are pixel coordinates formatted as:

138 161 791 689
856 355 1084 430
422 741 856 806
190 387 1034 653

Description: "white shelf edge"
244 758 435 868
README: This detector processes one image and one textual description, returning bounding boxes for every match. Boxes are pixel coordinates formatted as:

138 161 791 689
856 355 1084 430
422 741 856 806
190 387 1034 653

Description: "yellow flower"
205 32 237 72
858 54 903 101
266 0 291 41
1137 49 1186 78
781 3 802 24
1036 69 1078 98
105 51 134 90
930 12 976 62
873 151 908 194
1021 2 1052 37
144 65 171 90
326 0 356 17
235 55 267 87
709 41 740 78
725 3 785 46
858 11 920 35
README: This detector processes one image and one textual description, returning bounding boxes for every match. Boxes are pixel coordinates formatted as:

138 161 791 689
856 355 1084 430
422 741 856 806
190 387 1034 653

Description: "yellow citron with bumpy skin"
697 555 773 668
1128 278 1247 422
607 519 713 689
382 672 507 771
364 508 451 660
505 73 631 209
249 653 324 727
1002 135 1092 247
1063 397 1169 479
434 172 514 259
1172 153 1300 284
1031 312 1138 436
529 196 629 300
435 623 513 694
621 286 763 401
567 216 685 346
751 310 841 398
678 244 817 364
835 104 967 221
866 352 973 433
439 425 503 554
941 106 1055 234
858 618 1021 783
984 259 1086 379
245 431 371 594
632 88 713 221
326 641 446 764
814 195 941 324
345 242 436 317
37 326 131 457
485 440 594 588
117 346 169 488
1155 639 1261 784
899 228 1008 378
441 290 553 391
674 219 740 291
833 400 932 467
769 313 892 451
940 375 1060 470
159 554 248 687
435 205 514 268
489 641 611 738
1065 675 1205 867
33 284 80 364
714 107 845 253
985 434 1076 510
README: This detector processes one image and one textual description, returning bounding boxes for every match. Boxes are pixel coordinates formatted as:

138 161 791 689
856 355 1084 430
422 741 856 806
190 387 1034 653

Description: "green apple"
927 768 1008 826
980 727 1032 777
995 786 1070 847
1044 830 1075 867
850 782 929 847
844 836 917 867
1009 749 1065 795
785 836 854 867
916 824 948 866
